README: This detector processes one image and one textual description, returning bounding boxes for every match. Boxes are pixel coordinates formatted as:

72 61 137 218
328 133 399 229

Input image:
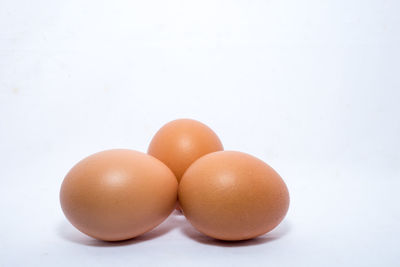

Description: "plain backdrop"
0 0 399 266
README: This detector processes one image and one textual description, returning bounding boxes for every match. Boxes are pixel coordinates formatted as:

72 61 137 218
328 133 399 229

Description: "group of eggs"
60 119 289 242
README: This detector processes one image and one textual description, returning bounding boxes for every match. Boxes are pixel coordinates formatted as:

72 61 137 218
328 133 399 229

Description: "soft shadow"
57 211 183 247
180 220 291 247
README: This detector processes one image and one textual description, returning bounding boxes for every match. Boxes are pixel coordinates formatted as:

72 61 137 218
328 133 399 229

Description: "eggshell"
178 151 289 241
147 119 223 182
60 149 178 241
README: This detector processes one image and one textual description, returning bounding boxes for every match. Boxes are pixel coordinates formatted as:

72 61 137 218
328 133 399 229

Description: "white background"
0 0 399 266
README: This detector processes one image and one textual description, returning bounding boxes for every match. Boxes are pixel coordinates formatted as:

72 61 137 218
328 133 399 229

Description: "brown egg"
178 151 289 241
60 149 178 241
147 119 223 182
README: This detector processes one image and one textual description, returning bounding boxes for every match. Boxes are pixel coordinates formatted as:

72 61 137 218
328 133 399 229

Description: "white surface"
1 0 399 266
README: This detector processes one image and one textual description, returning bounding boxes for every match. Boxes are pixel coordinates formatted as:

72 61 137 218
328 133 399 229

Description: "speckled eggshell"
147 119 223 182
178 151 290 241
60 149 178 241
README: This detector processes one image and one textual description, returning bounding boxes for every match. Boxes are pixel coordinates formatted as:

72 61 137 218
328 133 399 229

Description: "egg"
148 119 223 182
60 149 178 241
178 151 289 241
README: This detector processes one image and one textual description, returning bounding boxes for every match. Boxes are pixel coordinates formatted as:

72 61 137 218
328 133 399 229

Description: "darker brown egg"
178 151 289 241
148 119 223 183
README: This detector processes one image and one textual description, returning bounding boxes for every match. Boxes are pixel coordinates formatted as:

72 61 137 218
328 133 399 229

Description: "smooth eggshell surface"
60 149 178 241
178 151 289 241
147 119 223 182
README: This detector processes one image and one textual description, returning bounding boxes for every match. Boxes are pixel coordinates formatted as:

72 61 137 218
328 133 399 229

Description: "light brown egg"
60 149 178 241
147 119 223 182
178 151 289 241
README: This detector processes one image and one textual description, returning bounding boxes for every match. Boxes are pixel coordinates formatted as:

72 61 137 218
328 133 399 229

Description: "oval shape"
60 149 178 241
178 151 289 241
147 119 223 182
